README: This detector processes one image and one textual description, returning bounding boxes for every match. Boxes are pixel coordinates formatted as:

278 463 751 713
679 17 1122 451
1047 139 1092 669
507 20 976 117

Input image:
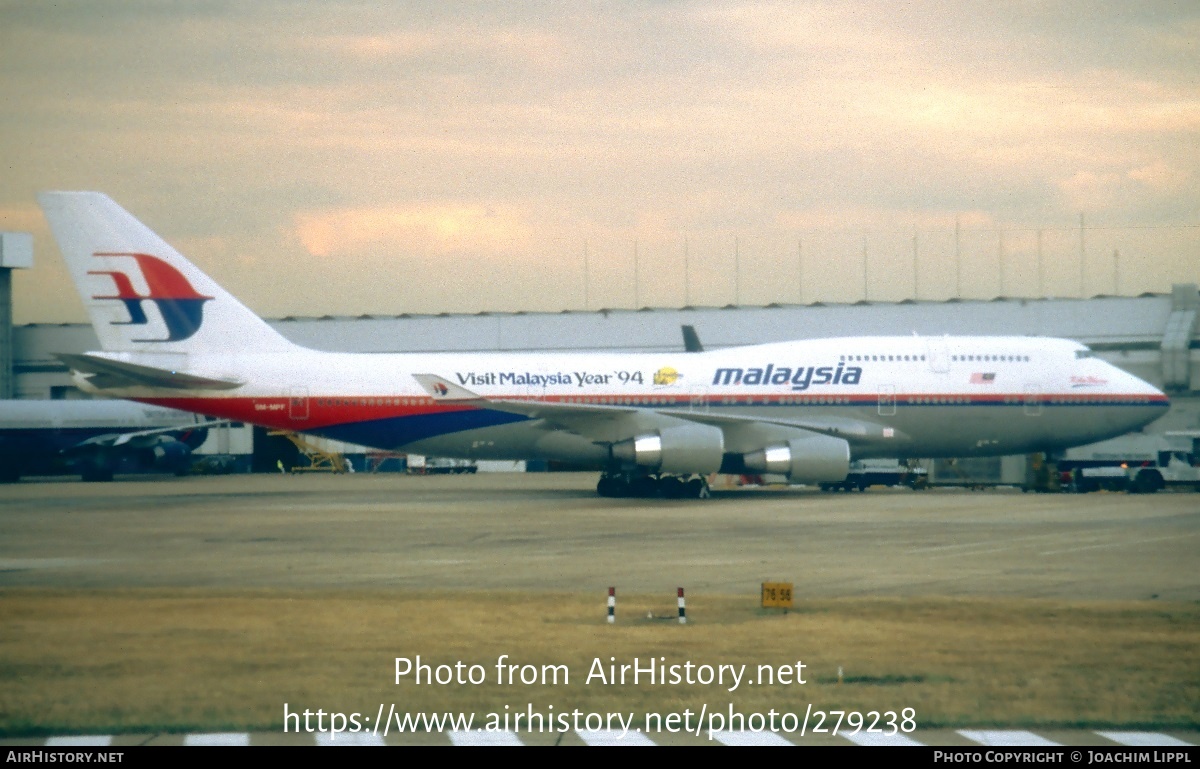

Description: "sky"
1 1 1197 324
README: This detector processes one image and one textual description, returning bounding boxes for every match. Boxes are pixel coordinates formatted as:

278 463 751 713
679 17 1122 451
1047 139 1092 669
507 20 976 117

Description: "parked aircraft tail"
39 192 296 355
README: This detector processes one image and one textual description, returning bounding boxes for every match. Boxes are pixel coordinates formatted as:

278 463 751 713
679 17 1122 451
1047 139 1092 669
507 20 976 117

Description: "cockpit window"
1074 349 1096 359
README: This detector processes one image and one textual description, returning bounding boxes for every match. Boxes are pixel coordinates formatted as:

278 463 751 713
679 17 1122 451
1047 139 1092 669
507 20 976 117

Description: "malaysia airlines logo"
88 252 213 342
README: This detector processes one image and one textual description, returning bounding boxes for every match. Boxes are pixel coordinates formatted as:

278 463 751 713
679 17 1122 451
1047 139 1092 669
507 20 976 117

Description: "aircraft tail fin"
38 192 297 355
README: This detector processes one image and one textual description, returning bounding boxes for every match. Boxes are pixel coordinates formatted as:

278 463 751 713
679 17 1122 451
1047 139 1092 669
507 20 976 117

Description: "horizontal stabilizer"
56 353 243 391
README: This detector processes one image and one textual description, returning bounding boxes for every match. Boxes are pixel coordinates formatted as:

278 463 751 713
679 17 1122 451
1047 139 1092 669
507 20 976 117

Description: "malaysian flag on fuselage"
970 372 996 384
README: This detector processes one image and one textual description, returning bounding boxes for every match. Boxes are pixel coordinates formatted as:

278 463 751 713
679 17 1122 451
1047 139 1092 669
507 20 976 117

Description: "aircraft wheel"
630 475 659 498
685 477 710 499
1134 470 1163 494
596 475 621 497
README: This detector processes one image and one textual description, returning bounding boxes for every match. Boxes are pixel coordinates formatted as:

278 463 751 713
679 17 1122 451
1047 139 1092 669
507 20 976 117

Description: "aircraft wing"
56 352 244 391
412 373 662 443
59 420 217 480
68 420 227 451
412 374 905 452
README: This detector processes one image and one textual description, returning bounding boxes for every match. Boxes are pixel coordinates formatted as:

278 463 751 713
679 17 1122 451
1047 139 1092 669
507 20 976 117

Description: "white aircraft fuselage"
69 337 1167 466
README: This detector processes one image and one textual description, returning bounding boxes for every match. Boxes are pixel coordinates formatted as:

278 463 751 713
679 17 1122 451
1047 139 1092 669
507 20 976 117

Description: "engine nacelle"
611 424 725 475
743 434 850 482
145 438 192 471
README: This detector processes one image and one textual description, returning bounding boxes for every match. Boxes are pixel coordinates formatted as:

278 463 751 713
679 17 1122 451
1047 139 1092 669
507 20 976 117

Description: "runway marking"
1096 731 1193 747
1039 532 1199 557
959 730 1060 746
44 735 112 746
576 729 656 746
19 730 1198 746
711 730 793 746
842 732 924 746
449 729 523 746
183 732 249 746
315 732 386 746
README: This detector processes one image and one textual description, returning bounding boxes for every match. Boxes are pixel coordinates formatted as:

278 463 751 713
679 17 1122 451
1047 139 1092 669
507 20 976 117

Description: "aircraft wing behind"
69 420 227 451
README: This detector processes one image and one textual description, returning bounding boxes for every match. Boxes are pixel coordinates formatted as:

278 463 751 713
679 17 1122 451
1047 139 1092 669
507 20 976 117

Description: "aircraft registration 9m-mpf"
40 192 1169 498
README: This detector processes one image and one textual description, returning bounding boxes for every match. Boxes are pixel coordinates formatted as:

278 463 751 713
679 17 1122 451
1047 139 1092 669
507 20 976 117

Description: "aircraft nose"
1142 376 1169 404
1135 379 1170 425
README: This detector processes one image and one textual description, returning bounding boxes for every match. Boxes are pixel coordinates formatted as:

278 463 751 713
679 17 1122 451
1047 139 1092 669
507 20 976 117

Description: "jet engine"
611 424 725 475
743 433 850 482
148 438 191 467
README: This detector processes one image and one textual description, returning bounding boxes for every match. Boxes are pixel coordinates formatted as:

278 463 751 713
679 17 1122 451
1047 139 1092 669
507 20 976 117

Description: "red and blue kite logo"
89 252 213 342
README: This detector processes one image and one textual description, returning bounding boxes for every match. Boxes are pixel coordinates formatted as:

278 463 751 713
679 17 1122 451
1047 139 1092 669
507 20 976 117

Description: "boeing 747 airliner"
40 192 1169 497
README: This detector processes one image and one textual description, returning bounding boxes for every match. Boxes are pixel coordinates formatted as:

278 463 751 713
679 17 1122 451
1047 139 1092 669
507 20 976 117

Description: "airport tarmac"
1 472 1196 600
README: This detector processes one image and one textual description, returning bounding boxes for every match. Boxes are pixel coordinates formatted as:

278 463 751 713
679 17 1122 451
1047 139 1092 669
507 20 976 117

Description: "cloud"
1057 171 1125 212
1128 159 1190 193
2 2 1197 321
293 203 534 259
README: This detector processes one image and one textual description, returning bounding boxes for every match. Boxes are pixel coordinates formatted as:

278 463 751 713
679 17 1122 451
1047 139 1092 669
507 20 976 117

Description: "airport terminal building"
10 283 1200 479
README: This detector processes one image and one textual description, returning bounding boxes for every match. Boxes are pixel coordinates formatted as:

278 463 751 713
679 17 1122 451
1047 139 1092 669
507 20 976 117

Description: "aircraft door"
688 385 709 414
289 387 309 420
878 384 896 416
926 338 949 373
1023 384 1042 416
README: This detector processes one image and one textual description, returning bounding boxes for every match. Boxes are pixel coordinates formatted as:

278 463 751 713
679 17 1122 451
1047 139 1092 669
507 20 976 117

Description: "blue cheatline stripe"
312 408 530 448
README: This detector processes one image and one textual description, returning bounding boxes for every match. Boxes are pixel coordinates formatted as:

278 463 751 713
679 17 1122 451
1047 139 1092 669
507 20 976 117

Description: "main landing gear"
596 472 711 499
